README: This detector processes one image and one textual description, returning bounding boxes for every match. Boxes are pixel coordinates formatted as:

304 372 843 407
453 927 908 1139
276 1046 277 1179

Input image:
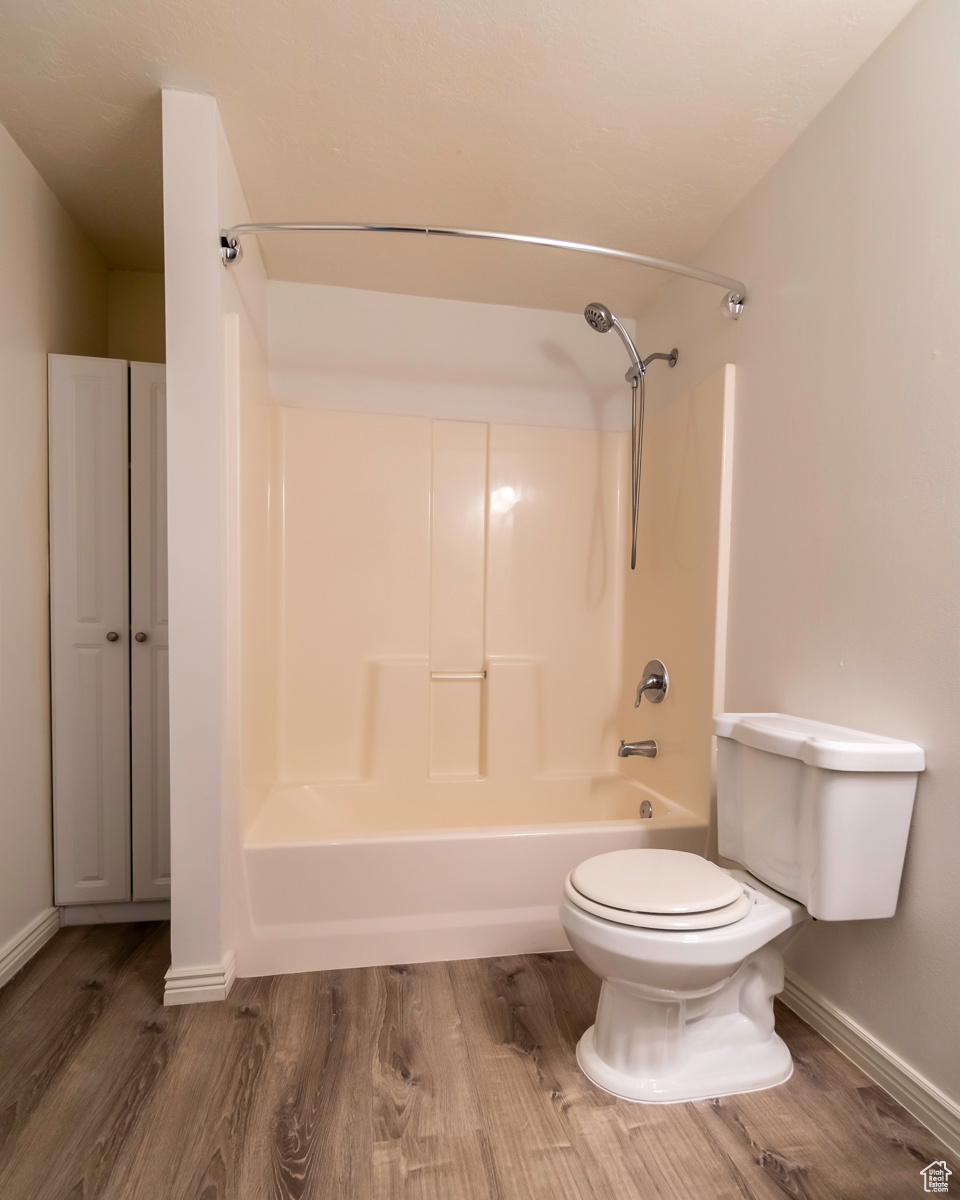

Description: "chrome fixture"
635 659 669 706
584 306 678 380
584 305 677 570
584 302 644 383
639 799 654 819
618 739 658 758
218 223 747 316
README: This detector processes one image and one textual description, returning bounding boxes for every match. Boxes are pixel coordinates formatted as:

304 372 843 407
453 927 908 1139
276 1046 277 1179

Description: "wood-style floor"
0 923 950 1199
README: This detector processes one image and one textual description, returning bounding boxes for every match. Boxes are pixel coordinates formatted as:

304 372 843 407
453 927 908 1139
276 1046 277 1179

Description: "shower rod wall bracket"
218 223 747 316
722 291 745 319
220 234 243 265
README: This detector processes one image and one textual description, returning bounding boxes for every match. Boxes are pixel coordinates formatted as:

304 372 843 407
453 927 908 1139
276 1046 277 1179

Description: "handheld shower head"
583 301 643 380
584 302 614 333
583 299 679 574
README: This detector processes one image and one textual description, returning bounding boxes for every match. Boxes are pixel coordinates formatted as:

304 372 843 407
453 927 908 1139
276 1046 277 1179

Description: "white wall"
0 120 107 952
217 111 275 939
161 89 273 1000
638 0 960 1107
161 89 230 995
269 280 636 431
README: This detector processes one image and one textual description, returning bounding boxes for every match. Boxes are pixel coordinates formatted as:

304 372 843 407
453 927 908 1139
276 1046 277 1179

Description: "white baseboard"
164 950 236 1006
782 969 960 1158
59 901 171 926
0 908 61 989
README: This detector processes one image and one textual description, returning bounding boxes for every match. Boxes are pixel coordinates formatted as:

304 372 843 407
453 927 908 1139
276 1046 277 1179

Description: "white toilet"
560 712 924 1104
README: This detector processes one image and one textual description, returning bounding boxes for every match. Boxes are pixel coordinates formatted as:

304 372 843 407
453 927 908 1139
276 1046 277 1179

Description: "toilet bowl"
560 712 924 1105
560 851 807 1103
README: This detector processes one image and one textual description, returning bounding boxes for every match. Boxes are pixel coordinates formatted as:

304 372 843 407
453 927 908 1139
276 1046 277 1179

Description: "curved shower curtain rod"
219 222 747 317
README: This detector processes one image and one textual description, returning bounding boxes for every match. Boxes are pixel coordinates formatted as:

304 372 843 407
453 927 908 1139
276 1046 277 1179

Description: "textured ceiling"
0 0 918 312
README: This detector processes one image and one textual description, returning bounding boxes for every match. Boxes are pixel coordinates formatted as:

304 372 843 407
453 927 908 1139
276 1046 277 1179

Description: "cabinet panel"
130 362 171 900
49 355 131 904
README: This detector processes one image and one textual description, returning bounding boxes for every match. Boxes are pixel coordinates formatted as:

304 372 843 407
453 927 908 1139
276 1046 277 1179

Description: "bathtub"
235 774 707 977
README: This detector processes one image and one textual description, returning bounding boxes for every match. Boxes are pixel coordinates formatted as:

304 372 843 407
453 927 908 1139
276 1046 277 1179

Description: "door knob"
106 631 120 642
135 632 148 642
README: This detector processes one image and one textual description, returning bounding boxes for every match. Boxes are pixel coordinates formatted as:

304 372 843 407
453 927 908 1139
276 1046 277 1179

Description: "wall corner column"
161 88 231 1002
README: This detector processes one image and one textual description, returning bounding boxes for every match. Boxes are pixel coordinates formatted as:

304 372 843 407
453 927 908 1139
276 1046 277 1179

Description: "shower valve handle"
635 660 669 706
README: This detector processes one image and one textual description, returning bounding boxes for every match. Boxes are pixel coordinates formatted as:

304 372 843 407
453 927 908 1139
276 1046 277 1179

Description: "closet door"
130 362 171 900
49 355 131 904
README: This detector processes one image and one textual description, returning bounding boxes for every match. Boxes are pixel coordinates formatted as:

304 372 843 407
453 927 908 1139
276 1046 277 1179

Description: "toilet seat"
566 849 752 931
564 874 753 929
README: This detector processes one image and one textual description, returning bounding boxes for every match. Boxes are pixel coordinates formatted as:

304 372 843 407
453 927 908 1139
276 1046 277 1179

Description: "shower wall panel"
429 420 487 778
617 366 735 826
276 407 626 796
486 423 625 777
279 409 431 781
429 420 486 673
239 400 278 827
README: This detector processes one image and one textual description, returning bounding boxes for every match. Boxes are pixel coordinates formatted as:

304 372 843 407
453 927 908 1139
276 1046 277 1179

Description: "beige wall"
0 120 107 950
107 269 165 363
638 0 960 1106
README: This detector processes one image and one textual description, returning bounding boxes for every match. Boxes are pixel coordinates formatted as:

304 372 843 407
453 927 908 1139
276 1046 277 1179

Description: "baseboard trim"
0 908 61 989
59 901 171 926
782 969 960 1158
164 950 236 1006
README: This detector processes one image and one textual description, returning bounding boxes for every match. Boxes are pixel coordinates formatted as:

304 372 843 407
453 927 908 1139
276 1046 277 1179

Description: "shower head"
584 302 615 333
584 301 643 380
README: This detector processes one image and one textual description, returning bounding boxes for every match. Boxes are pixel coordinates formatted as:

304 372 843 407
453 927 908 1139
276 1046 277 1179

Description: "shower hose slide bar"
219 222 747 317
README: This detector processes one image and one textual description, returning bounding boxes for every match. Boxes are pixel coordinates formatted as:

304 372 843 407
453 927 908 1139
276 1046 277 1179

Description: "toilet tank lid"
714 713 925 772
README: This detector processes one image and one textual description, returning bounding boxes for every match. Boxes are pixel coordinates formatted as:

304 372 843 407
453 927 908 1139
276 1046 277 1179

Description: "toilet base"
576 1019 793 1104
574 941 794 1104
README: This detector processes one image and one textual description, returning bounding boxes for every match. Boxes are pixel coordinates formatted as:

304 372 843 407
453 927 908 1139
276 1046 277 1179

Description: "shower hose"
630 369 645 570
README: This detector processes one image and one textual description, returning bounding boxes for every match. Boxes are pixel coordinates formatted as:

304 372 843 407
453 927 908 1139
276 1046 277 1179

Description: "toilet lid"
570 849 743 914
564 873 753 930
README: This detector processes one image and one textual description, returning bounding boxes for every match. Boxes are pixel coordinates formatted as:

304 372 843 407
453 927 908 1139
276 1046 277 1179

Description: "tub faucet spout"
618 739 658 758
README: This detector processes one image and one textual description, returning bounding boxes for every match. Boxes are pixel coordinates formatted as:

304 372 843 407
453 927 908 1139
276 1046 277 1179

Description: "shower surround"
157 92 729 999
231 282 731 976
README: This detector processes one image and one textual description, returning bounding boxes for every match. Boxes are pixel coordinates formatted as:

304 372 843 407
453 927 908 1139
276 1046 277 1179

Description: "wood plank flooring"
0 923 952 1199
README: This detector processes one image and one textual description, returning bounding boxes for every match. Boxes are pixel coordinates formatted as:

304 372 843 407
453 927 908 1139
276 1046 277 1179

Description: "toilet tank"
715 713 924 920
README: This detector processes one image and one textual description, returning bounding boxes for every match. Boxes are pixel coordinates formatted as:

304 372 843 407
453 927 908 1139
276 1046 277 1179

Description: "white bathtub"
235 774 707 977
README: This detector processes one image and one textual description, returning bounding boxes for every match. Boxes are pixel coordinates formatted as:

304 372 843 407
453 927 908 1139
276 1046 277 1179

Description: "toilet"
560 712 924 1104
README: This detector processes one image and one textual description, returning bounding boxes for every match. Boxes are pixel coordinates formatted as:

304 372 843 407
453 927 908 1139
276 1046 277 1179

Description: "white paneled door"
49 356 131 903
130 363 171 900
49 355 170 907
